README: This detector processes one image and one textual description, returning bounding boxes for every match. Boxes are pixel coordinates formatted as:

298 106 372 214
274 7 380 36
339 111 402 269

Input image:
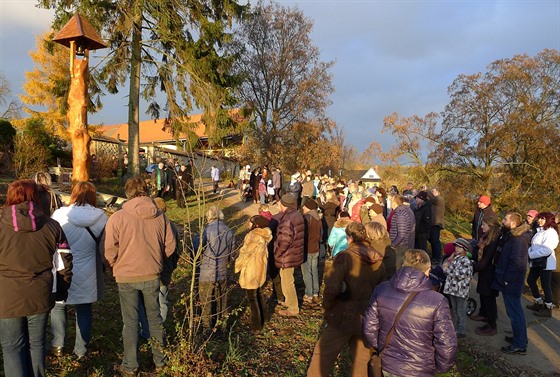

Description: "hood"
511 223 531 237
390 266 433 293
333 217 353 228
122 196 160 220
65 204 107 228
1 201 47 232
306 209 321 221
250 227 273 243
346 243 383 265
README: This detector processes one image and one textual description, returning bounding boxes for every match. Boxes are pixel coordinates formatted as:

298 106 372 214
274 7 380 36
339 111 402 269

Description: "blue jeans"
302 252 320 297
449 295 467 335
502 293 528 349
50 303 93 357
0 312 49 377
139 284 169 339
118 279 166 372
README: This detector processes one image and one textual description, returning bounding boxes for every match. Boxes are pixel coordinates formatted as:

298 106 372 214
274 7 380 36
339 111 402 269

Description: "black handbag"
531 255 550 269
368 291 419 377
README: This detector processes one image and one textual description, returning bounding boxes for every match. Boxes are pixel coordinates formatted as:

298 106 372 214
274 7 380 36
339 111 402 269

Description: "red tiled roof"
97 114 208 143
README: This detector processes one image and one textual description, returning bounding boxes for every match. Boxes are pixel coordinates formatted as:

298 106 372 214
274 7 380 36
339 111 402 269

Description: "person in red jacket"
274 194 304 316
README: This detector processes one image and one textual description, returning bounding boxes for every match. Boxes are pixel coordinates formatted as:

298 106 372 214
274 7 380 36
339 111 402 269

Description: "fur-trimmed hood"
333 217 353 229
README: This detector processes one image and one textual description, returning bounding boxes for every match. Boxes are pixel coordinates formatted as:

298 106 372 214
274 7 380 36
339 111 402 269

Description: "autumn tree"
39 0 248 175
230 1 335 169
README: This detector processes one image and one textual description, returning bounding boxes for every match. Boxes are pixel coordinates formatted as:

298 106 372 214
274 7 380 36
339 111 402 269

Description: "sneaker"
526 302 544 311
113 364 138 377
469 314 487 322
303 295 313 303
500 345 526 355
278 309 299 317
534 307 552 317
475 325 497 336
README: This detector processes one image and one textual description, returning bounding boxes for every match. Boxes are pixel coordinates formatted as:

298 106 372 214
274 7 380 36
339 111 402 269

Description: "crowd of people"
0 166 558 376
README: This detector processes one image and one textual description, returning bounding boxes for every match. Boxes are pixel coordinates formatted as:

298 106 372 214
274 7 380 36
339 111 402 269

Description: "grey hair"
206 206 224 222
33 171 52 187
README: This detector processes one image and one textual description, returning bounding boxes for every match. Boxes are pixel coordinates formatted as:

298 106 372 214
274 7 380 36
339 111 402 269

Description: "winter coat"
362 267 457 377
286 180 302 199
369 213 387 230
272 170 282 189
151 168 169 190
473 239 499 297
528 227 559 270
302 179 315 198
350 198 365 223
370 235 396 280
442 255 473 299
427 191 445 229
104 196 176 283
491 224 530 295
273 207 304 268
38 185 63 216
211 166 220 181
0 201 71 318
196 219 236 282
389 205 415 249
323 242 385 335
414 201 432 240
320 201 339 230
235 227 272 289
328 218 352 257
51 204 107 305
304 210 322 255
471 205 497 241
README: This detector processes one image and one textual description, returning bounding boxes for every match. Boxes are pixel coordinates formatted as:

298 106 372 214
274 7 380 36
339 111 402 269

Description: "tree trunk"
128 3 142 176
67 57 90 184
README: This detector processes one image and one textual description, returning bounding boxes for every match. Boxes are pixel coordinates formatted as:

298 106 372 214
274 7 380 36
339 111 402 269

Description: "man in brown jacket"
104 176 176 376
274 193 304 316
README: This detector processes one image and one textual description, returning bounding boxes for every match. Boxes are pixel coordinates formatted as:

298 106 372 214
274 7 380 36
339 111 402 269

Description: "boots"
526 297 544 311
534 303 553 317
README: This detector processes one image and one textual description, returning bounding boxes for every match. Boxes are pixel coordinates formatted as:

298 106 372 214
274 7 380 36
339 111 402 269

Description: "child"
442 237 474 339
258 204 272 221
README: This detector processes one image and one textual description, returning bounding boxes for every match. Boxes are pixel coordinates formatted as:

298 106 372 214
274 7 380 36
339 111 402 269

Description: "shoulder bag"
368 291 419 377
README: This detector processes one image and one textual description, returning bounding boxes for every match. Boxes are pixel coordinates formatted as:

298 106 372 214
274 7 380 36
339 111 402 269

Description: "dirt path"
215 187 559 376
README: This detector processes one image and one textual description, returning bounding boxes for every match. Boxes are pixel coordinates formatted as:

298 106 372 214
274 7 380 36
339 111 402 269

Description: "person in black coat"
413 191 432 253
471 216 501 335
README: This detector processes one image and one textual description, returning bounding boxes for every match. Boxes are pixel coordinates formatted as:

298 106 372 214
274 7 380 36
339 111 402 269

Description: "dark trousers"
199 280 227 330
246 288 268 331
478 294 498 328
527 267 553 303
429 226 442 261
552 270 560 307
176 185 186 208
415 237 428 253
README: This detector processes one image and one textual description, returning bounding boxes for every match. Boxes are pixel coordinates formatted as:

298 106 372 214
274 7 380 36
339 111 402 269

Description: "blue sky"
1 0 559 152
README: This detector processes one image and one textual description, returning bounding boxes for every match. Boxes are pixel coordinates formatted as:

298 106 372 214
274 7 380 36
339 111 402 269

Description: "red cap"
478 195 491 206
527 209 538 218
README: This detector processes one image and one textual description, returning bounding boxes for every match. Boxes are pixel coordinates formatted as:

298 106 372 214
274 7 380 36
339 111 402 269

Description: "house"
342 167 382 188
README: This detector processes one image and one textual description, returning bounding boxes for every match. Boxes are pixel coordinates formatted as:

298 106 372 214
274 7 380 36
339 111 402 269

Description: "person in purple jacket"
363 249 457 377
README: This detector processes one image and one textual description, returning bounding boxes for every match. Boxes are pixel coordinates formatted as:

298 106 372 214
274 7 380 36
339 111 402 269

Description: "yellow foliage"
19 31 69 139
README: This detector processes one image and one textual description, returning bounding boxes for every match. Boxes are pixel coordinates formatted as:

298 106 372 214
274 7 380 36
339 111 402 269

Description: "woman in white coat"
50 182 107 358
526 211 559 318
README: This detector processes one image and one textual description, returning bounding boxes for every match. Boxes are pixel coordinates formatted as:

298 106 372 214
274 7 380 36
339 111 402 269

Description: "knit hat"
280 193 297 208
303 199 318 210
453 238 473 254
527 209 538 218
443 242 455 257
292 172 301 180
250 215 270 229
368 203 383 215
478 195 491 206
154 197 166 212
415 191 428 201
